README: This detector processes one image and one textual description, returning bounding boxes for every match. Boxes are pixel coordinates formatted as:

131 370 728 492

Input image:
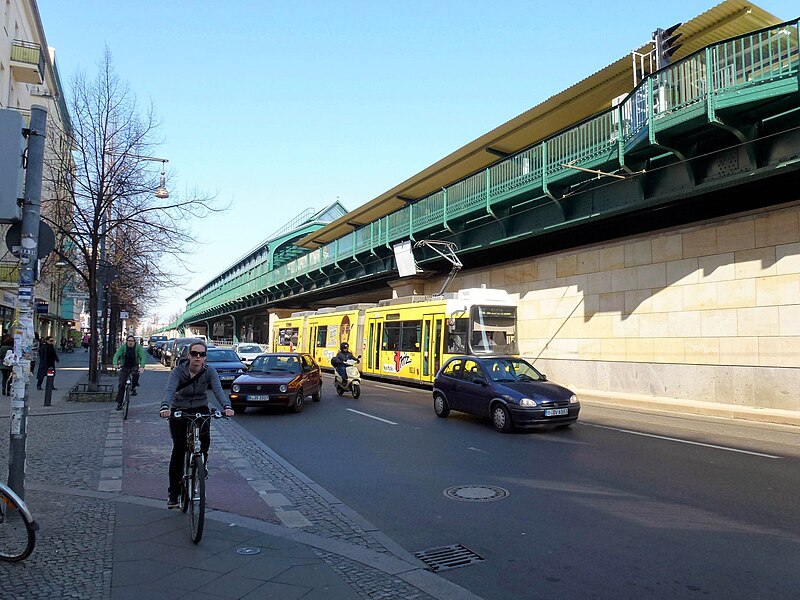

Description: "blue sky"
36 0 798 321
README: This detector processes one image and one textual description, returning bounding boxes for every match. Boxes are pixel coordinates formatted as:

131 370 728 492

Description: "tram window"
279 327 298 346
471 305 518 354
382 321 421 352
316 326 328 348
383 323 400 351
400 321 421 352
446 318 468 353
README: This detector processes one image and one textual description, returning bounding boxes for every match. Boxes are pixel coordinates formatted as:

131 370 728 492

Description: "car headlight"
232 384 240 393
279 384 288 393
569 394 578 404
519 398 537 407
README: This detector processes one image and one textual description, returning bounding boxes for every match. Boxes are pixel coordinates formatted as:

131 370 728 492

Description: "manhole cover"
236 547 262 555
415 544 485 572
443 485 509 502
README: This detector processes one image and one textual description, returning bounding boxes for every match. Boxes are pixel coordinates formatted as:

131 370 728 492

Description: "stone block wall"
433 201 800 410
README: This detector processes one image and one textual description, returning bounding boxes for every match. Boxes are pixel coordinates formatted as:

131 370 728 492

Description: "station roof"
298 0 784 249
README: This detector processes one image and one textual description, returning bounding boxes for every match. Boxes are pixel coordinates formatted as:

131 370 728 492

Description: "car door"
437 359 465 410
301 354 321 394
459 359 491 417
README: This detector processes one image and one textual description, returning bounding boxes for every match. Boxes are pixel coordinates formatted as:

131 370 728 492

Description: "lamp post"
97 155 169 370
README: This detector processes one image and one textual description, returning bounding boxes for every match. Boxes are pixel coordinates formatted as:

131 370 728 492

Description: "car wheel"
291 391 305 413
492 404 514 433
232 405 246 414
433 393 450 417
311 385 321 402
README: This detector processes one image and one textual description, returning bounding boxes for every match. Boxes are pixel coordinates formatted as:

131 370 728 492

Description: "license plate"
220 375 234 380
544 408 569 416
249 395 269 401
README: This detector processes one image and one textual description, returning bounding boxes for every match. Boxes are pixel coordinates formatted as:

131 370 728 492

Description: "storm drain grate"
414 544 485 572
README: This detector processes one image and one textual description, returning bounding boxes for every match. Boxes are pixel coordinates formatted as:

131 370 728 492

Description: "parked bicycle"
0 480 37 562
173 410 225 544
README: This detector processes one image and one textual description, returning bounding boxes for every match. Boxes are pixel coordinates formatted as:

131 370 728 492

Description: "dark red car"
228 352 321 414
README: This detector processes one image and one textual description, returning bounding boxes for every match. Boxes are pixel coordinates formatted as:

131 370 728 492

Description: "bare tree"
41 48 222 389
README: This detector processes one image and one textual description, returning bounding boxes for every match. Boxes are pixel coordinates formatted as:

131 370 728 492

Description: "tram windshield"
469 305 517 355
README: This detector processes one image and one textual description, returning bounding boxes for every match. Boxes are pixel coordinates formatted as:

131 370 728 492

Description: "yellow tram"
272 287 517 385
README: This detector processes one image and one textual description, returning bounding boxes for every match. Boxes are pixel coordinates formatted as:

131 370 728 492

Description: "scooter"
334 356 361 399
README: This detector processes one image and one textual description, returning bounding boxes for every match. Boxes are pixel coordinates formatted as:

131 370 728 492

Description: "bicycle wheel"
123 381 131 420
0 487 36 562
180 450 191 513
188 455 205 544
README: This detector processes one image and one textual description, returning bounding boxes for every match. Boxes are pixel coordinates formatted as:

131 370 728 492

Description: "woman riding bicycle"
159 341 234 508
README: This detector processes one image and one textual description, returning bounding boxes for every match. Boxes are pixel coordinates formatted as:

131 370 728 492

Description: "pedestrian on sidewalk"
36 336 59 390
82 332 90 352
159 340 234 509
113 334 146 410
0 334 13 395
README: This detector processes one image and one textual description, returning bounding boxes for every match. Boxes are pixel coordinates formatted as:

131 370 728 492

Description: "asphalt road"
236 373 800 600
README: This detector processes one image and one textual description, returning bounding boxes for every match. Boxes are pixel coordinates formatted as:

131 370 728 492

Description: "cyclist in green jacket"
113 335 146 410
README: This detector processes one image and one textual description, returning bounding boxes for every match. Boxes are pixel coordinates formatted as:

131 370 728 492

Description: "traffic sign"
65 291 90 299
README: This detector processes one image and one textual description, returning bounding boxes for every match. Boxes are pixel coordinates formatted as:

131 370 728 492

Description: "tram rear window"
382 320 421 352
278 328 298 346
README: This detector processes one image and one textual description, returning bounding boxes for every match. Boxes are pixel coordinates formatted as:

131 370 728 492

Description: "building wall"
1 0 73 339
433 201 800 411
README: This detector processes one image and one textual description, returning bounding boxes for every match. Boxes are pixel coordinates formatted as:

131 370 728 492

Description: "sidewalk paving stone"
0 352 468 599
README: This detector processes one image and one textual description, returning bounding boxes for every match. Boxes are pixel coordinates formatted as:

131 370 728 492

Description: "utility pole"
8 104 48 497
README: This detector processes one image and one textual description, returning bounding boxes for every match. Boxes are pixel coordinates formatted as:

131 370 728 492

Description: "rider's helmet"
340 342 349 352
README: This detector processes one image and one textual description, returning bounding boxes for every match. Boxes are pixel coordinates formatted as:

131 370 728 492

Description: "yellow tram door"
308 325 317 360
423 315 444 382
366 318 382 376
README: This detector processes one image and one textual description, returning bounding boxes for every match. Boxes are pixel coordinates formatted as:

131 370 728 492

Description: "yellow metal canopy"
298 0 784 249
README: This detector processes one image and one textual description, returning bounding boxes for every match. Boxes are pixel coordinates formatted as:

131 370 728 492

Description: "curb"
577 390 800 427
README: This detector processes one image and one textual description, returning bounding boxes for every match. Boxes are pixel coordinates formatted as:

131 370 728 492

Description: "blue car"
432 356 580 432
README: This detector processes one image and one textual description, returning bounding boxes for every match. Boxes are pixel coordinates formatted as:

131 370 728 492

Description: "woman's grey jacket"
160 363 231 412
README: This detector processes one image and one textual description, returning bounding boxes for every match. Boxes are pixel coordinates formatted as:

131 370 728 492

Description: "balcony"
0 262 19 285
10 39 45 84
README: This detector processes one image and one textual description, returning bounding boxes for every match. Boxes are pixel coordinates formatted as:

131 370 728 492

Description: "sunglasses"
189 351 207 358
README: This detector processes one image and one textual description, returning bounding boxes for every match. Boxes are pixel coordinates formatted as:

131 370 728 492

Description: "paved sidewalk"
0 351 480 600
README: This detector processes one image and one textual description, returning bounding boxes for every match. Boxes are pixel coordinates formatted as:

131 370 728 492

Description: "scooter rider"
332 342 357 385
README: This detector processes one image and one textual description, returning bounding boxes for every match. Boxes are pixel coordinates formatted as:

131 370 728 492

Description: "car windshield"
481 358 544 383
207 349 239 362
238 345 261 353
250 355 301 374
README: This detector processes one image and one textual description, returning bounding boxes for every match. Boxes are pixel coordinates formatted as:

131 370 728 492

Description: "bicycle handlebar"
172 410 225 419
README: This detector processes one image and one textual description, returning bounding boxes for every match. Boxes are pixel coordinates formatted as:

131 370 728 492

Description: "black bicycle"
173 410 224 544
0 480 37 562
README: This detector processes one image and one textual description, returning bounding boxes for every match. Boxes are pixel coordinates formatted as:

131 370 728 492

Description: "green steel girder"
180 19 800 329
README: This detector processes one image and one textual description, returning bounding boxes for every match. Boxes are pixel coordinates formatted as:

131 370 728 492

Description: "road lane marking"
584 423 781 459
346 408 398 425
373 383 417 394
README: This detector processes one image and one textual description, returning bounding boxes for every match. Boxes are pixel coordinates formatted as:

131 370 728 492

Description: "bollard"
44 368 55 406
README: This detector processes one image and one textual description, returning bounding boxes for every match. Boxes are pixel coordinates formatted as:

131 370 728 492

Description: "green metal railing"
181 19 800 324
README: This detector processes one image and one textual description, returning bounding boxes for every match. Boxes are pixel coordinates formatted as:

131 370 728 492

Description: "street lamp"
97 153 169 369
